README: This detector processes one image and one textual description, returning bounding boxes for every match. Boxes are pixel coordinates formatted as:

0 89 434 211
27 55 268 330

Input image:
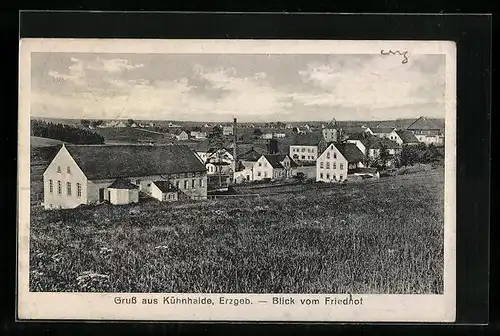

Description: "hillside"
30 136 64 148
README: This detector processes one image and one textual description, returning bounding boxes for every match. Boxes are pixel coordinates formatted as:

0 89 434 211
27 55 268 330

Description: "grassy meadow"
29 169 444 294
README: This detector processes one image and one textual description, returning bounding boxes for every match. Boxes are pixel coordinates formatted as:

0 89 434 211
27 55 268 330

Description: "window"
320 173 323 179
320 162 324 169
184 180 188 189
333 162 336 169
327 152 330 159
340 175 343 180
57 181 61 195
66 166 71 174
49 180 53 193
57 166 61 173
176 181 180 189
199 179 203 187
301 148 305 152
136 179 141 185
301 155 305 159
66 182 71 196
326 173 330 179
340 163 344 170
257 172 261 177
77 183 82 197
264 162 268 167
334 152 337 159
326 162 330 169
258 162 262 167
192 179 195 188
264 172 268 178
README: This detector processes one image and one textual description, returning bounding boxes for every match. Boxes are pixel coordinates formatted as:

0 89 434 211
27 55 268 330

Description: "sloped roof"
407 116 441 131
152 180 178 193
364 137 401 149
291 132 322 146
65 144 206 180
395 130 420 144
263 154 297 169
371 127 396 134
346 132 371 141
108 178 139 189
332 143 367 163
238 148 262 161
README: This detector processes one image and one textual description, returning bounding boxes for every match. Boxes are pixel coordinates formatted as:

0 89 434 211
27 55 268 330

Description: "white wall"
43 146 88 210
253 157 274 181
289 145 318 162
316 144 349 182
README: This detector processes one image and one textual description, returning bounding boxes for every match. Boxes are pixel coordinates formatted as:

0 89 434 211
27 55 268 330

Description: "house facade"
151 180 179 202
394 130 420 145
371 127 399 141
253 154 296 181
316 143 367 183
43 144 207 210
222 126 234 136
407 116 444 145
176 131 189 141
232 148 262 183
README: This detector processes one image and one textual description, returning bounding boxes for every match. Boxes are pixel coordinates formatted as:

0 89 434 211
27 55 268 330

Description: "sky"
30 52 446 122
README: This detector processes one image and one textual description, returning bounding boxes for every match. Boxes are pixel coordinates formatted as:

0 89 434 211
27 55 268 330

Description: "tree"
80 119 90 128
253 128 263 136
90 120 103 128
126 119 135 127
208 126 225 188
375 143 391 170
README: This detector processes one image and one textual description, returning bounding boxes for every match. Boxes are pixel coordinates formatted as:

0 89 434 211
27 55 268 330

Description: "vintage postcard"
18 39 456 322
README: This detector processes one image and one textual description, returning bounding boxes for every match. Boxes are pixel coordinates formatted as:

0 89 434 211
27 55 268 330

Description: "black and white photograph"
18 39 456 322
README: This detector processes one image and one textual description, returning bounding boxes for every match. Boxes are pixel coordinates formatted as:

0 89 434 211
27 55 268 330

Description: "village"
36 115 445 210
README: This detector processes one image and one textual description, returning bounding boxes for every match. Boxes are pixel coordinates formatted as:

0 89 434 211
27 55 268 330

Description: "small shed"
151 181 179 202
107 179 139 205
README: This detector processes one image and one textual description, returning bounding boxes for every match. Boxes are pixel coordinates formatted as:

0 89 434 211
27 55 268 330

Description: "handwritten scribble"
380 50 409 64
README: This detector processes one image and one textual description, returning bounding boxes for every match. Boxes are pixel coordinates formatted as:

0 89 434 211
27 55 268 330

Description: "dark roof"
152 180 178 193
371 127 396 134
364 137 401 149
108 179 139 190
407 116 441 131
291 132 323 146
238 148 262 161
395 130 420 144
339 126 368 134
346 132 371 141
65 144 206 180
331 143 367 162
263 154 297 169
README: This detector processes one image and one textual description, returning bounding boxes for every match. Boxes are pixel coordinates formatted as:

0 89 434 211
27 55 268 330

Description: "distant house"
131 123 138 128
322 120 338 143
195 140 234 175
253 154 297 181
261 133 273 140
394 130 420 146
289 133 323 163
176 131 189 141
338 126 373 139
42 144 207 209
273 133 286 138
223 126 234 136
168 122 182 128
233 148 262 183
407 116 444 145
316 143 368 183
371 127 398 141
151 180 179 202
190 131 207 140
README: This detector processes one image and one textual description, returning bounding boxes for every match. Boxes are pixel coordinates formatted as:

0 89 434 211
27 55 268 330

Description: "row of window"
319 172 343 180
291 147 316 153
49 180 82 197
162 194 176 201
175 178 203 190
319 161 344 170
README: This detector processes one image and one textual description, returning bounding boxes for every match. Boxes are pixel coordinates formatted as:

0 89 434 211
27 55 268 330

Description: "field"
29 169 444 294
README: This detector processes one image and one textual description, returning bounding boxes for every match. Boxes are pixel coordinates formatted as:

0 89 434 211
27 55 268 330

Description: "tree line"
31 120 104 144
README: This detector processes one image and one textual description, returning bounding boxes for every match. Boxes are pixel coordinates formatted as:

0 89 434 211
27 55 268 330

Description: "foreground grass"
30 169 444 294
